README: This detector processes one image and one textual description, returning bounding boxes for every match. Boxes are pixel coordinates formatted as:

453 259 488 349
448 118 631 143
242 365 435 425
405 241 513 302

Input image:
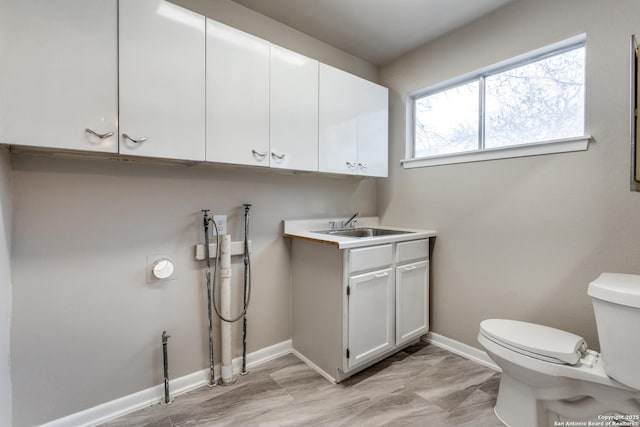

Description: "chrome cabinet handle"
358 162 368 170
346 161 356 169
271 152 286 160
85 128 115 139
122 133 148 144
374 272 389 278
252 149 267 160
403 266 417 271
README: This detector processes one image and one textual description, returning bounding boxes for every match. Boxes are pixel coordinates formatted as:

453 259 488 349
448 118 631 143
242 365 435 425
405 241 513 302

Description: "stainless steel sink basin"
314 227 414 238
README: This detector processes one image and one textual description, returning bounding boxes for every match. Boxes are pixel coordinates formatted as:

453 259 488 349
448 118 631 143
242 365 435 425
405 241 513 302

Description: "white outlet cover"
213 214 227 236
147 253 177 283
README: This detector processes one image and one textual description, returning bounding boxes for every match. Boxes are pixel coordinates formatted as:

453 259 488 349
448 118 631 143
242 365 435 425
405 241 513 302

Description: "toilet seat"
479 319 587 365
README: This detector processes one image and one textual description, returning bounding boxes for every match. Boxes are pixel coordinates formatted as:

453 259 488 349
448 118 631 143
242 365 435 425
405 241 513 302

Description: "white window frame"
403 34 591 169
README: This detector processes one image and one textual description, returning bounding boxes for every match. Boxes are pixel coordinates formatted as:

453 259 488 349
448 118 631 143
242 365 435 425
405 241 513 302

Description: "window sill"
401 135 591 169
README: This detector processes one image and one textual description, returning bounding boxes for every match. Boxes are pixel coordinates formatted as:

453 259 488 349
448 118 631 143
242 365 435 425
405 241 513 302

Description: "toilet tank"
588 273 640 390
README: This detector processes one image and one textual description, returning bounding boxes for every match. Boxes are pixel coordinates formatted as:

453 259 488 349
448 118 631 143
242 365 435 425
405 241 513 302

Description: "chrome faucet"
342 212 360 229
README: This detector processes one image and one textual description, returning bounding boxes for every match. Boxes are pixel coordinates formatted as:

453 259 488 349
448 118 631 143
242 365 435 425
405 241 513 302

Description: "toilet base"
494 373 640 427
494 373 547 427
479 333 640 427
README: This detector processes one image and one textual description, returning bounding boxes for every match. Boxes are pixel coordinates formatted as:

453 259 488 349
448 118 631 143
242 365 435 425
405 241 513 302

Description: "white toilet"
478 272 640 427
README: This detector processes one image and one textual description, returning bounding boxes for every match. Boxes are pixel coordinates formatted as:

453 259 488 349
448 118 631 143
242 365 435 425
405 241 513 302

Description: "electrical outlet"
213 215 227 236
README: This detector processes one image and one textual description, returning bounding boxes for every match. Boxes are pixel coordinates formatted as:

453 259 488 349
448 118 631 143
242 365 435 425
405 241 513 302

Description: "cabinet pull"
122 133 148 144
346 161 356 169
374 272 389 278
85 128 115 139
271 152 286 160
358 162 368 170
403 266 417 271
252 149 267 160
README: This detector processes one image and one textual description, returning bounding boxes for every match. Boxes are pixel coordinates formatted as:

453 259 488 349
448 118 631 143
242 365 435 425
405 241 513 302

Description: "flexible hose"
241 206 250 374
210 214 252 323
202 212 216 386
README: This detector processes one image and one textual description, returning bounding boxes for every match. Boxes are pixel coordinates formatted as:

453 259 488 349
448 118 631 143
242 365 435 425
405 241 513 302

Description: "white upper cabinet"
357 79 389 177
319 64 359 175
119 0 206 161
0 0 118 152
206 20 270 167
0 2 387 175
270 45 319 172
319 64 389 177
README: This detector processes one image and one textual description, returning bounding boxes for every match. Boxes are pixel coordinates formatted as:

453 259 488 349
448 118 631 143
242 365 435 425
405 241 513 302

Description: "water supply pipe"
219 235 236 385
240 203 251 375
161 331 172 405
201 210 217 387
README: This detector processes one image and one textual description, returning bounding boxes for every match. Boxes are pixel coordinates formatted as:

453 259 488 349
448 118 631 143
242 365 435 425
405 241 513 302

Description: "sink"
314 227 414 238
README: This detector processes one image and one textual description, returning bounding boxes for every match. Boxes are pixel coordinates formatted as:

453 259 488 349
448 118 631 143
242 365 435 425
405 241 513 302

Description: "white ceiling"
231 0 517 65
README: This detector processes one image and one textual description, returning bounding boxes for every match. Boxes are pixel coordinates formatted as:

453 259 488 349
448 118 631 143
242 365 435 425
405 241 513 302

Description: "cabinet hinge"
346 348 350 359
346 286 350 296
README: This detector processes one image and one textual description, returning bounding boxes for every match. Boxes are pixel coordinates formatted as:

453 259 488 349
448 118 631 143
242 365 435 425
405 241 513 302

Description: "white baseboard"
423 332 501 372
39 339 293 427
40 335 495 427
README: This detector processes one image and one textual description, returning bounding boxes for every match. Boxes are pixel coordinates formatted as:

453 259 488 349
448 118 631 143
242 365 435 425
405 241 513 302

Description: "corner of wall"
0 145 13 427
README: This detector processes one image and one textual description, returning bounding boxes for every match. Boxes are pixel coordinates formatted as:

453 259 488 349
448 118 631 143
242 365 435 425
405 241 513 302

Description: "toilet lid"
479 319 587 365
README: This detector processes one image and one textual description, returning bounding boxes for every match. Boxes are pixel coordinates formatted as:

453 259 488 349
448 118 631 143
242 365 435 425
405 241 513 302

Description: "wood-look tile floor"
102 342 503 427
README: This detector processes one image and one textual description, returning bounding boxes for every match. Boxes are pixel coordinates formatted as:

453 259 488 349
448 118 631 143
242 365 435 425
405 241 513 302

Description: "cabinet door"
396 260 429 346
347 268 394 369
119 0 205 161
0 0 118 152
357 79 389 177
270 45 319 171
207 20 270 167
319 64 359 175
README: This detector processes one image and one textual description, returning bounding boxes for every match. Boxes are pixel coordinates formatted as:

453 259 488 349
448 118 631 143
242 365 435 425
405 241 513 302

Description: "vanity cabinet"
206 19 270 167
318 64 389 177
395 239 430 346
396 260 429 345
291 238 429 382
119 0 206 161
347 245 395 369
0 0 118 153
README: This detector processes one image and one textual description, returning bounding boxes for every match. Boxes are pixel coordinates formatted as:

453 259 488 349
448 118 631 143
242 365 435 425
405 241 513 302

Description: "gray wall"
0 146 12 427
379 0 640 350
9 1 378 425
11 155 376 426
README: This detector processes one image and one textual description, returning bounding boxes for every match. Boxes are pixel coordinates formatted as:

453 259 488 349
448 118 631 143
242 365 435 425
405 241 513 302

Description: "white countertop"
283 217 437 249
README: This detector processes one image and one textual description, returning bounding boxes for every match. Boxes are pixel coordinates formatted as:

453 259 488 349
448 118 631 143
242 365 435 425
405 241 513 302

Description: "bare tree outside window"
415 81 479 157
485 47 585 148
413 44 585 159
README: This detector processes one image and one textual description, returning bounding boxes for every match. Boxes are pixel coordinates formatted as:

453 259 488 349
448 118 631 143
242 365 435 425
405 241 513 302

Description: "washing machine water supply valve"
199 206 253 386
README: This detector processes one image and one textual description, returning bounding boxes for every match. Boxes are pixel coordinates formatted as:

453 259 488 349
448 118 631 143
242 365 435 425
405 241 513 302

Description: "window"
406 35 589 168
